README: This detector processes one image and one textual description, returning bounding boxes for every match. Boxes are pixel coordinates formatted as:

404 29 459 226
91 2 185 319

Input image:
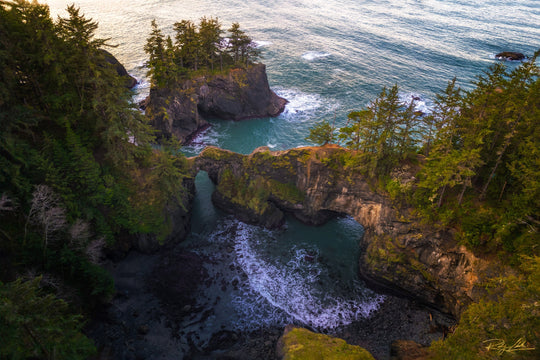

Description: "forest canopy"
0 1 190 357
308 55 540 260
144 18 260 87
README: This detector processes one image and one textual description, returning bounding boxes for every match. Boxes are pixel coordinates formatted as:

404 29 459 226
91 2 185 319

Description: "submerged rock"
495 51 526 61
145 64 287 143
276 325 375 360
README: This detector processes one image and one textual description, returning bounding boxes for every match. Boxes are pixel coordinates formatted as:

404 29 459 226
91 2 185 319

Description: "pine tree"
144 19 167 86
173 19 199 71
306 120 336 146
198 16 222 71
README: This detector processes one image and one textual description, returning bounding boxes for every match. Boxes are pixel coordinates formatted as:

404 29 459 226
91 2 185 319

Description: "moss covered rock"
193 145 486 317
276 326 375 360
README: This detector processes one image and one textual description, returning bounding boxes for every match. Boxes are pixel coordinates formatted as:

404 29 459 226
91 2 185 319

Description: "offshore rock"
495 51 526 61
145 64 286 143
193 145 486 317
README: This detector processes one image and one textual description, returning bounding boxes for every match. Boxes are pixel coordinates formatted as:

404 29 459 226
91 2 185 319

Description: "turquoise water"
46 0 540 338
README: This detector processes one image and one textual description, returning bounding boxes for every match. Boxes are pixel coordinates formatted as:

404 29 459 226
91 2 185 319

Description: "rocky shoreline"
87 235 454 360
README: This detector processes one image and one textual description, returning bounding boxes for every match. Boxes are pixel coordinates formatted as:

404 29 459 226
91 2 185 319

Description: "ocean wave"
254 40 273 48
231 221 384 330
399 92 434 115
273 88 327 122
181 125 222 156
302 51 332 61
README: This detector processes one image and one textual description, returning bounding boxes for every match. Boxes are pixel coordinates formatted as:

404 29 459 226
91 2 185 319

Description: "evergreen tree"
144 19 167 86
0 277 96 359
198 16 222 70
173 19 199 71
305 120 336 146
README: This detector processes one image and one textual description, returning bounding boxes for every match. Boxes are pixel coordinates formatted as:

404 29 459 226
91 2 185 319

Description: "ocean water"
46 0 540 341
46 0 539 155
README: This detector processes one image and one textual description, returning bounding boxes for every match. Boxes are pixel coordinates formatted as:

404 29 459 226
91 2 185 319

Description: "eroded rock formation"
145 64 287 143
193 145 486 317
99 49 138 88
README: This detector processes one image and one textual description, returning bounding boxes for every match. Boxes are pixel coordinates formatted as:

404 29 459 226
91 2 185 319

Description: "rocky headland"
193 144 488 318
144 64 287 143
99 49 138 88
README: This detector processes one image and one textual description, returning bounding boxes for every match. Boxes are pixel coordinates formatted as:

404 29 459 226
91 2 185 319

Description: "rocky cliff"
145 64 287 143
99 49 138 88
193 145 486 317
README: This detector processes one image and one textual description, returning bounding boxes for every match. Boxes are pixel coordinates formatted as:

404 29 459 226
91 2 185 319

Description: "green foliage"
145 18 259 87
217 169 270 215
0 1 191 349
0 277 96 360
280 327 375 360
305 120 336 146
429 256 540 360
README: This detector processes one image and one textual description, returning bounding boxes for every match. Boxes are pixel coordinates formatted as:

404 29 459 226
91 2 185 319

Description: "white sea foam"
254 40 273 48
302 51 332 61
231 222 384 330
132 78 150 105
274 88 325 122
399 92 434 115
181 125 222 156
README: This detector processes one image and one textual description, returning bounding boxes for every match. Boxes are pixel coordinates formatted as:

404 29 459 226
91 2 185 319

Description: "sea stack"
145 64 287 144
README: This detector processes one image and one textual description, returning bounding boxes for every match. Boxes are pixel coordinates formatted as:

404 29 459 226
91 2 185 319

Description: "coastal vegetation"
307 55 540 359
0 1 190 357
1 0 538 358
144 17 260 88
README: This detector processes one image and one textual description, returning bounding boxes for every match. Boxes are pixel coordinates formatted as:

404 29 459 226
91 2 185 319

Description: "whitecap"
273 88 325 122
254 40 273 48
132 78 150 105
302 51 331 61
399 92 434 115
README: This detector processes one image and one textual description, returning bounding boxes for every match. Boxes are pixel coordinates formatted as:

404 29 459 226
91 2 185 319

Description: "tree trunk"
458 181 467 206
437 184 447 208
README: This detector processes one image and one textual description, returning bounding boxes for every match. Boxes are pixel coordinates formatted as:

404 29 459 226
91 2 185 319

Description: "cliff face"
99 49 137 88
193 145 485 317
109 176 195 258
145 64 286 143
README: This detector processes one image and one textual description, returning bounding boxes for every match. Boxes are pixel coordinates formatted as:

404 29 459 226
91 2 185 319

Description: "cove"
181 171 384 333
87 170 454 360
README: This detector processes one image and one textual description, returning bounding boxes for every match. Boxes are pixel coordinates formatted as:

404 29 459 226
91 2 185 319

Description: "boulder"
276 325 375 360
495 51 526 61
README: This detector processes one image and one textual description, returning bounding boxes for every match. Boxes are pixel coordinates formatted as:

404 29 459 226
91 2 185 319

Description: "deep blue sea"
46 0 540 348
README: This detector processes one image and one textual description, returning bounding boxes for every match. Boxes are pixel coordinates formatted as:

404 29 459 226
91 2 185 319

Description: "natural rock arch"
191 145 486 317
